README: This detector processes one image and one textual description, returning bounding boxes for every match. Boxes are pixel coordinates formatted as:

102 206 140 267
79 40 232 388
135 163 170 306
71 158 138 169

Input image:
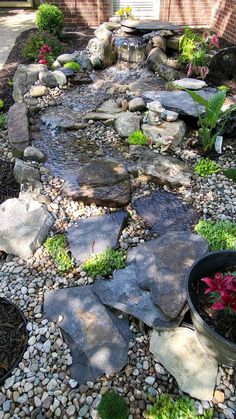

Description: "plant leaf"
205 90 226 128
185 89 209 107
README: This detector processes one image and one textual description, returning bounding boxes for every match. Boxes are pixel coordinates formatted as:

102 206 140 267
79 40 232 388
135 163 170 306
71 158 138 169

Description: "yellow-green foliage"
195 220 236 251
44 234 74 272
81 249 126 278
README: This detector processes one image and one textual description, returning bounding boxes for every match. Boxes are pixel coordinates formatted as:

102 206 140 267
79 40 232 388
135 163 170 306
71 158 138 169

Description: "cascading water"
113 35 149 65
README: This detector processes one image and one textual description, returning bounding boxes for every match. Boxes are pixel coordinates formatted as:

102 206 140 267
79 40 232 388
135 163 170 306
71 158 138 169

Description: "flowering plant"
201 272 236 314
38 44 54 67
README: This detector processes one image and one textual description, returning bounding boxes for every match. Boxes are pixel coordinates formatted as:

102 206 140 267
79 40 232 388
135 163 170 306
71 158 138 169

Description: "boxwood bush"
36 4 64 36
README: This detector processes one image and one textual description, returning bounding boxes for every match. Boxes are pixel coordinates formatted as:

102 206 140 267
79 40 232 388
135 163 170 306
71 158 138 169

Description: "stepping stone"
121 19 179 33
67 211 128 265
41 107 86 130
142 89 216 117
8 103 29 156
129 77 166 96
150 328 218 400
173 78 207 90
63 159 131 208
0 197 54 259
127 232 208 319
93 264 185 329
115 112 140 137
83 112 117 121
44 286 130 384
70 73 93 85
133 190 198 233
142 120 186 150
97 99 123 114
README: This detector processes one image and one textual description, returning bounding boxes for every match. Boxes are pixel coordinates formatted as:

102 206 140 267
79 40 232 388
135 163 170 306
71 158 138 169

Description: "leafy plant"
36 4 64 36
144 394 214 419
23 32 62 61
224 168 236 181
64 61 81 71
81 248 126 278
38 44 55 67
218 85 229 92
0 99 4 109
201 272 236 314
98 391 129 419
116 6 132 19
44 234 74 272
127 130 148 145
186 89 236 151
194 158 221 176
0 113 6 130
195 220 236 251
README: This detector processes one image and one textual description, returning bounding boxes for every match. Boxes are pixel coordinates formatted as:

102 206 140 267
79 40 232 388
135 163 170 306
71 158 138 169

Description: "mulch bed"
0 159 20 204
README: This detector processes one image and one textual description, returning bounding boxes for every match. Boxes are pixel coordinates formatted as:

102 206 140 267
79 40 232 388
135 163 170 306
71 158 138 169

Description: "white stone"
28 336 36 346
172 78 207 90
147 100 165 113
4 376 15 389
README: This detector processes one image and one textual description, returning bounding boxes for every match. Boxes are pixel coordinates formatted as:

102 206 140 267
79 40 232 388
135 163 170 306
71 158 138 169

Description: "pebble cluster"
0 65 236 419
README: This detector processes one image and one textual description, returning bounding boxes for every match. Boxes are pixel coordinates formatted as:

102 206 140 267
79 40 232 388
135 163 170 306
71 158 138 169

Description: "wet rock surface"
7 103 29 156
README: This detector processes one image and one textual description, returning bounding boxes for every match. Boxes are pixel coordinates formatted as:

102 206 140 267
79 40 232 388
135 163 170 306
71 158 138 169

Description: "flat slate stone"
97 99 123 114
83 112 116 121
142 89 216 117
142 120 186 149
41 107 85 130
44 286 130 384
7 103 29 156
63 159 131 208
127 232 208 319
93 265 185 329
122 19 179 33
128 77 166 96
0 197 54 259
67 211 128 265
173 78 207 90
150 328 218 400
133 189 198 234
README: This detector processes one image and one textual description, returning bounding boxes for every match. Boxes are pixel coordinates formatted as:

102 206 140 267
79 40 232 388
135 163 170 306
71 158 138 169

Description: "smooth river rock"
115 112 140 137
173 78 207 90
142 120 186 149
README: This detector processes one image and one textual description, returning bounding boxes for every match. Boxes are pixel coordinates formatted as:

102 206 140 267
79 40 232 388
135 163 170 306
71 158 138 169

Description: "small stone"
28 336 36 346
2 400 11 413
128 97 146 112
143 361 149 370
69 379 78 388
145 376 155 385
79 404 90 417
214 390 225 403
4 376 15 389
66 405 76 416
30 85 48 98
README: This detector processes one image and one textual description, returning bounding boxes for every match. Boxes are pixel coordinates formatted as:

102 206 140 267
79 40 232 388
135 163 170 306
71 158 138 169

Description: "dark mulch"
0 27 94 111
0 159 20 204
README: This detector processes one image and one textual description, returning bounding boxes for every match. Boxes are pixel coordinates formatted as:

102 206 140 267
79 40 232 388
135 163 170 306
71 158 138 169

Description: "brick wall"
159 0 216 26
211 0 236 44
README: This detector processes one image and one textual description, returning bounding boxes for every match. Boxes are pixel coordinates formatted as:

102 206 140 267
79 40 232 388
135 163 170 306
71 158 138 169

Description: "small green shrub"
44 234 74 272
23 32 62 61
194 158 221 177
224 168 236 181
64 61 81 71
195 220 236 251
127 130 148 145
0 113 6 130
98 391 129 419
0 99 4 109
81 249 126 278
144 394 214 419
36 4 64 36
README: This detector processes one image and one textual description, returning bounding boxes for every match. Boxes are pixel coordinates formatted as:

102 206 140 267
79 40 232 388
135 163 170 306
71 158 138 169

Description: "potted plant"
186 250 236 366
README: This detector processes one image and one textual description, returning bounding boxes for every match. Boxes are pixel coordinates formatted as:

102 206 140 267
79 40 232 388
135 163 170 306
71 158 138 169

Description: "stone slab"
7 103 29 156
67 210 128 265
128 77 166 96
127 232 208 319
97 99 123 114
150 328 218 400
41 107 85 130
121 20 179 33
173 78 207 90
44 286 130 384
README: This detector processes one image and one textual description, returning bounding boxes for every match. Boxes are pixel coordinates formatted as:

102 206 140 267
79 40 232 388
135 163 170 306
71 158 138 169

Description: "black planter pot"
186 250 236 367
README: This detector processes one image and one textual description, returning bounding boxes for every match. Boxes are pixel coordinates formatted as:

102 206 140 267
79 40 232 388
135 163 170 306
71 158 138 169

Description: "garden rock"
63 159 131 207
133 189 199 234
152 35 166 51
56 53 78 65
39 70 58 88
67 211 128 265
150 328 218 400
97 99 122 114
59 68 75 78
23 146 46 163
173 78 207 90
0 197 54 259
166 35 181 50
13 63 47 102
128 97 146 112
115 112 140 137
83 112 116 121
44 286 130 384
53 70 67 86
30 85 48 98
146 47 168 72
93 264 185 329
76 53 92 70
40 107 84 130
14 158 40 184
127 232 208 319
94 24 112 42
121 19 179 33
87 38 117 68
160 110 178 122
157 62 179 81
128 76 166 96
7 103 29 156
142 120 186 148
70 72 93 85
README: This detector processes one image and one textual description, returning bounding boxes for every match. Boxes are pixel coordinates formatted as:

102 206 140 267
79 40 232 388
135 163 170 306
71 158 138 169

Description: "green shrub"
36 4 64 36
127 130 148 145
98 391 129 419
64 61 81 71
224 168 236 181
195 220 236 251
44 234 74 272
81 248 126 278
0 99 4 110
194 158 221 177
0 113 6 130
144 394 214 419
23 31 62 61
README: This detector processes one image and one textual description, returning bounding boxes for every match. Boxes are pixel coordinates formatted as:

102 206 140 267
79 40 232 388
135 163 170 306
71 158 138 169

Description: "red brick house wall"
211 0 236 44
159 0 216 26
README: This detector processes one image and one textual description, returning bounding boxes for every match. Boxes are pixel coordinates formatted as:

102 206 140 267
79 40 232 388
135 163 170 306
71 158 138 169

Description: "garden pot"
186 250 236 367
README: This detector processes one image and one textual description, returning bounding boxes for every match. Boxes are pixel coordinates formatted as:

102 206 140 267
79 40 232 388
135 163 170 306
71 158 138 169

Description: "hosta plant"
201 272 236 314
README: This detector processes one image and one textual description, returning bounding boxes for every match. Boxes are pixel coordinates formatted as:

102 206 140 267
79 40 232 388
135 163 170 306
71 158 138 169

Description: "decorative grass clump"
195 220 236 251
64 61 81 71
194 158 221 177
127 130 148 145
98 391 129 419
81 248 126 279
44 234 74 272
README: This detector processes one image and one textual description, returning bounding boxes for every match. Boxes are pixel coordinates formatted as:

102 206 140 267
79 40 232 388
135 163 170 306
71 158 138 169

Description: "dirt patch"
0 159 20 204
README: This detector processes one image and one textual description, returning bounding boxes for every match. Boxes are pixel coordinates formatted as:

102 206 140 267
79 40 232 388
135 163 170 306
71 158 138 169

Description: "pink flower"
211 34 219 47
200 66 209 80
40 44 52 54
211 291 236 313
187 63 194 77
201 272 236 295
39 58 48 65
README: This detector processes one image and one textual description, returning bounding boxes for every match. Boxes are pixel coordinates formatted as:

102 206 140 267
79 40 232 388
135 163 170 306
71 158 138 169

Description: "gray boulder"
13 63 47 102
76 53 92 70
14 159 40 184
142 120 186 148
40 106 84 130
23 146 46 163
87 38 117 68
115 112 140 137
128 97 146 112
97 99 123 114
146 47 167 72
39 70 58 88
53 70 67 86
94 24 112 42
0 197 54 259
157 62 179 81
7 103 29 156
56 53 78 65
166 35 181 50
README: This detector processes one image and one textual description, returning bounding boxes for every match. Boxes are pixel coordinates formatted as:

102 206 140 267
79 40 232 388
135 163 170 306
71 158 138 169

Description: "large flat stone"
93 265 185 329
7 103 29 156
133 190 198 233
142 89 215 117
0 198 54 259
97 99 123 114
142 120 186 149
67 211 128 265
63 159 131 208
173 78 207 90
128 77 166 96
121 20 179 33
44 286 130 384
40 107 86 130
150 328 218 400
127 232 208 319
136 150 191 188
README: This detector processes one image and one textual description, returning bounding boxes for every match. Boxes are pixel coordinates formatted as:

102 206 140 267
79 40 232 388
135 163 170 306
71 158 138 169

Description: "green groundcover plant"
44 234 74 272
36 3 64 36
98 391 129 419
64 61 81 71
81 248 126 278
195 220 236 251
224 168 236 181
144 394 214 419
194 158 221 177
23 32 62 61
127 130 148 145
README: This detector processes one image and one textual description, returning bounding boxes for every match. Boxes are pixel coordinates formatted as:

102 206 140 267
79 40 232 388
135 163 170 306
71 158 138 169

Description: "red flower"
211 291 236 313
39 58 48 65
201 272 236 295
211 34 219 47
39 44 52 54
